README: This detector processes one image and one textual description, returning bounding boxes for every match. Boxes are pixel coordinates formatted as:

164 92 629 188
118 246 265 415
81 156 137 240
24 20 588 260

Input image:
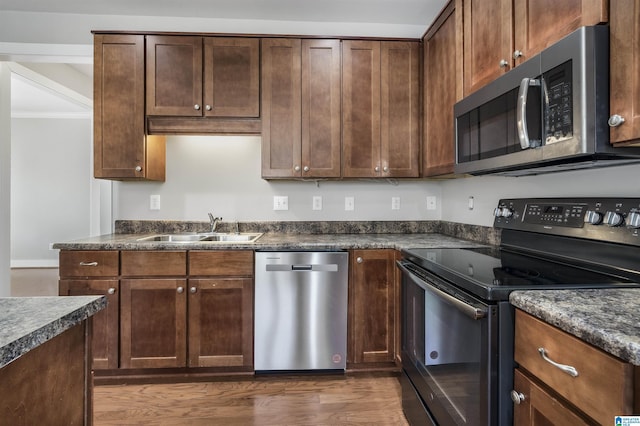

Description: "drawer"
189 251 254 276
515 309 633 424
59 251 119 277
121 251 187 276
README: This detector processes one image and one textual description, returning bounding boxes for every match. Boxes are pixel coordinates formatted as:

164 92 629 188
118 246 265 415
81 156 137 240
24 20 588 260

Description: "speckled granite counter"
0 296 106 368
510 289 640 365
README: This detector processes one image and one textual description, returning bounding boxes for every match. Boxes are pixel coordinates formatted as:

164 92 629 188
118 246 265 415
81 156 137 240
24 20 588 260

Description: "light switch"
345 196 355 211
150 194 161 210
392 197 401 210
313 196 322 211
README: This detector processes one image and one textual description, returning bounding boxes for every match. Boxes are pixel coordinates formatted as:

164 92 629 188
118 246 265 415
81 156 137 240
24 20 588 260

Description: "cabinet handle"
177 286 184 294
538 347 579 377
205 105 212 111
499 59 509 68
510 390 525 404
135 166 142 172
356 257 363 264
303 166 309 172
194 104 201 110
107 288 116 295
513 50 523 60
190 287 197 294
608 114 625 127
79 261 98 267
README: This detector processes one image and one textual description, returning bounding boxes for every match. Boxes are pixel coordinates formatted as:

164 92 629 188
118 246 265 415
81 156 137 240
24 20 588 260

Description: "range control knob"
583 210 603 225
627 211 640 229
493 207 513 218
604 211 625 227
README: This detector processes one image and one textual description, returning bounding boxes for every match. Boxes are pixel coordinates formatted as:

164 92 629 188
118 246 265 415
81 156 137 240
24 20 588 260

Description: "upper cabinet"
342 40 420 178
423 0 462 177
462 0 608 95
261 38 342 178
609 0 640 146
93 34 165 181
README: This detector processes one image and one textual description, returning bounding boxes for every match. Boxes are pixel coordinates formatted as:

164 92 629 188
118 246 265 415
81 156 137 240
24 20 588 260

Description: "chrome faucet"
208 212 222 232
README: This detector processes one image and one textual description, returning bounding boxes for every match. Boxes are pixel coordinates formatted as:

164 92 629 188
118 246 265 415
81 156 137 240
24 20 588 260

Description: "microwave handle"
517 78 541 149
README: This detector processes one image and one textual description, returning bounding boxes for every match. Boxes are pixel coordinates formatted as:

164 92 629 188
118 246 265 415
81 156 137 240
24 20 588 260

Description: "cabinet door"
120 279 187 369
513 0 607 66
301 39 342 178
188 278 253 368
203 38 260 118
146 35 203 116
462 0 513 95
423 1 462 177
610 0 640 146
59 279 119 370
381 41 420 177
94 34 164 181
349 249 396 364
342 40 381 178
261 38 302 178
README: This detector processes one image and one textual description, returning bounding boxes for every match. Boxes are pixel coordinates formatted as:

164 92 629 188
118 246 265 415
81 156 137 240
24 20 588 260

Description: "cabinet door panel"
188 278 253 367
120 279 187 369
302 39 342 177
120 250 187 277
189 250 254 276
261 38 302 178
204 38 260 117
381 41 420 177
60 279 119 370
146 35 203 116
342 40 381 177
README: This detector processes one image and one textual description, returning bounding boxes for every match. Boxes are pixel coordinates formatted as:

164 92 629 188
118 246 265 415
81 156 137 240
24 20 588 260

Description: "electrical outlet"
345 196 355 211
150 194 161 210
426 196 437 211
313 196 323 211
391 197 401 210
273 196 289 210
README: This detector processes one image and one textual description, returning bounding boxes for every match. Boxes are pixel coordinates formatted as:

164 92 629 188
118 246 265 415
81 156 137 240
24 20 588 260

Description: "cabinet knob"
499 59 509 68
356 257 363 264
374 166 380 172
177 286 184 294
303 166 309 172
107 288 116 295
194 104 201 110
294 165 301 172
608 114 625 127
510 390 525 405
135 166 142 172
382 166 389 172
190 286 197 294
205 105 212 111
513 50 523 59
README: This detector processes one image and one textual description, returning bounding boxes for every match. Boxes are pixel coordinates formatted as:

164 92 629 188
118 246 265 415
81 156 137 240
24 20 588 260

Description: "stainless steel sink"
136 232 262 243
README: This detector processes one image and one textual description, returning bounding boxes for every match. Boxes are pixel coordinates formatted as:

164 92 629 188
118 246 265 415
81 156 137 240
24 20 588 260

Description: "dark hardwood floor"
93 374 409 425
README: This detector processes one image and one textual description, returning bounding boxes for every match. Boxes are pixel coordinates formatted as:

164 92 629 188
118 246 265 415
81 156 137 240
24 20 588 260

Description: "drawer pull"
79 261 98 267
538 347 579 377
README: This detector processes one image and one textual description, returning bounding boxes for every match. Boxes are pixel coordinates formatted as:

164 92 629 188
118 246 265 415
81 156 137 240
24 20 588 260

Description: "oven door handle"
398 262 487 320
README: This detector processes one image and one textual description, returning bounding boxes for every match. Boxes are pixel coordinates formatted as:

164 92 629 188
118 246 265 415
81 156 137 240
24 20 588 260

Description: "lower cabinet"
348 249 397 366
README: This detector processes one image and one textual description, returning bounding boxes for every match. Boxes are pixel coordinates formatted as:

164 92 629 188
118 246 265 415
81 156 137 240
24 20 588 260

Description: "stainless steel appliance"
254 251 348 371
454 26 640 176
398 198 640 425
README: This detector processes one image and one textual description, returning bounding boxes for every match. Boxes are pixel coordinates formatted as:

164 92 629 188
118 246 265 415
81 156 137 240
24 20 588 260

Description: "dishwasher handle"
265 264 339 272
291 264 312 271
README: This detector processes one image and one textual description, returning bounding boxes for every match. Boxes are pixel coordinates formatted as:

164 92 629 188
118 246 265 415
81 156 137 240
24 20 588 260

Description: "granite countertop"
52 232 489 251
0 296 107 369
510 289 640 366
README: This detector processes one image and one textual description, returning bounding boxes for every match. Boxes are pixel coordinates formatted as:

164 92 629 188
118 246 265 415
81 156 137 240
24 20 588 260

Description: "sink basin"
136 232 262 243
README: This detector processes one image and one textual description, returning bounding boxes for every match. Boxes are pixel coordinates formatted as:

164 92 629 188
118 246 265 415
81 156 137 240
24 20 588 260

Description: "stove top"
402 247 640 301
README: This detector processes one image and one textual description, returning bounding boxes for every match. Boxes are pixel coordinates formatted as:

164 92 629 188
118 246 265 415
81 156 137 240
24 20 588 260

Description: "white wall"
114 135 442 223
0 64 11 296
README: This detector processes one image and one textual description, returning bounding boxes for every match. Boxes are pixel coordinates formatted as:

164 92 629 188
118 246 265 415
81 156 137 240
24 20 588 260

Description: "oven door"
399 261 498 426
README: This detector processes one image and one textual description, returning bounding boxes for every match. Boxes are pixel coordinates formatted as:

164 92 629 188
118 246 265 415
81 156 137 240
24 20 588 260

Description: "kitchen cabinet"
423 0 462 177
348 249 397 366
609 0 640 146
342 41 420 178
59 250 120 370
513 309 634 425
93 34 166 181
462 0 608 95
261 39 341 178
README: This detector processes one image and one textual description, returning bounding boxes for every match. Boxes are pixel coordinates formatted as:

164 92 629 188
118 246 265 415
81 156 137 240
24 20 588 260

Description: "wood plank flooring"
93 374 409 425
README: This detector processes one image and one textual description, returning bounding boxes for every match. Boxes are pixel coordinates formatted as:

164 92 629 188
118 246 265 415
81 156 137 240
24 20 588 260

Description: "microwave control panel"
544 60 573 145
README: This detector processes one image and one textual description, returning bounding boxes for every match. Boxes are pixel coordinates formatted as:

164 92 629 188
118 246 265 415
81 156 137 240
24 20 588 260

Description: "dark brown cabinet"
348 249 397 365
93 34 165 181
423 0 462 177
462 0 608 95
343 41 419 178
261 38 341 178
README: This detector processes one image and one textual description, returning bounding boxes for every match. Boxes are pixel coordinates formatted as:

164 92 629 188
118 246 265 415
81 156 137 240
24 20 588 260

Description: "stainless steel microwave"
454 26 640 176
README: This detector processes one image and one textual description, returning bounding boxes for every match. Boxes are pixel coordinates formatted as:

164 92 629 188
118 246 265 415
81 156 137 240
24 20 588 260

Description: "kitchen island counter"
510 289 640 365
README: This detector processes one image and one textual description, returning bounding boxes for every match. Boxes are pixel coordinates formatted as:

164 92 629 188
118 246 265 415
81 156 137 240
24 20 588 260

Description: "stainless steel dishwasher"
254 251 348 372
